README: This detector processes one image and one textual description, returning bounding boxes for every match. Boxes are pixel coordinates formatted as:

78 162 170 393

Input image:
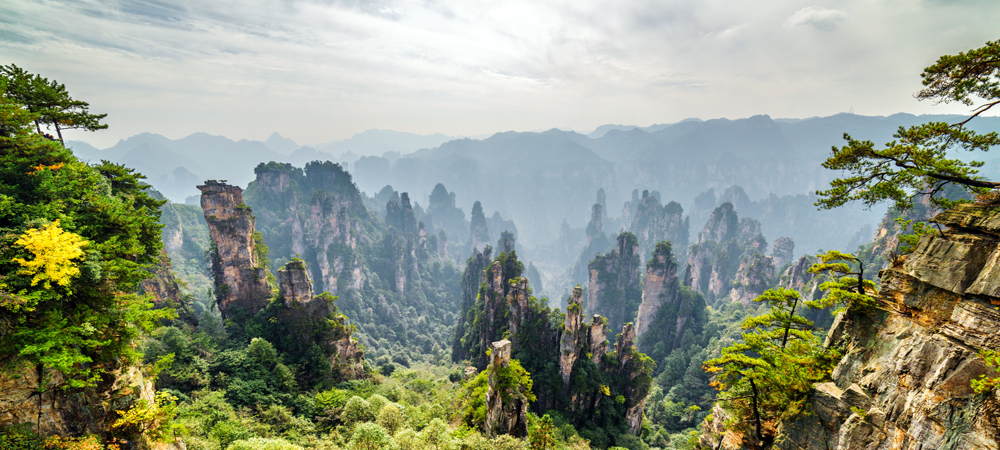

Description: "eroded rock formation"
727 253 776 305
636 242 707 361
697 202 739 244
273 260 365 380
763 203 1000 450
771 237 795 269
198 180 272 318
635 242 680 339
615 323 650 434
586 232 642 332
277 259 314 304
628 190 690 259
485 340 529 438
139 249 198 324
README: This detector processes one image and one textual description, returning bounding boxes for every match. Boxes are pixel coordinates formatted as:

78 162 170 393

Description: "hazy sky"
2 0 998 148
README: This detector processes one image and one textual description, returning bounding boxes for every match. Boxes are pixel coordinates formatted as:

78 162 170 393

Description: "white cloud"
0 0 997 147
785 6 847 31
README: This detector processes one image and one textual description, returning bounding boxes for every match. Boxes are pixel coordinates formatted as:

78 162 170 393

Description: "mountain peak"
263 132 300 155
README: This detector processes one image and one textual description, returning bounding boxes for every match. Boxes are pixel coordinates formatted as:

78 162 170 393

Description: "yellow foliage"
12 220 87 289
44 434 111 450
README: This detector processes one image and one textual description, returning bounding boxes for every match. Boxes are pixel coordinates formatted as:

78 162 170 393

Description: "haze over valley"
4 1 1000 450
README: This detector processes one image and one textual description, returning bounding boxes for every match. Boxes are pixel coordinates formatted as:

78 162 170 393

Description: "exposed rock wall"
697 202 739 244
586 232 642 332
0 363 158 446
485 340 529 438
615 323 648 434
198 181 272 318
138 249 198 324
274 260 366 379
453 246 493 363
771 237 795 269
277 259 314 304
727 253 775 305
628 190 690 259
559 286 586 391
469 200 490 256
636 242 707 360
635 242 680 339
767 203 1000 450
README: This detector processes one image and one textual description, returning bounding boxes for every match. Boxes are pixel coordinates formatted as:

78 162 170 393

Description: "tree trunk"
781 295 799 350
749 376 763 442
54 121 64 144
857 261 864 295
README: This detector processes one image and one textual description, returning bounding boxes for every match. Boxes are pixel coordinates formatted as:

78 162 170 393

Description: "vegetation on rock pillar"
816 39 1000 212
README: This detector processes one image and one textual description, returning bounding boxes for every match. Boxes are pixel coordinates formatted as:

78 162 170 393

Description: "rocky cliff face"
198 181 272 318
469 201 490 256
763 203 1000 450
138 249 198 324
636 242 707 361
485 340 529 438
559 287 586 391
615 323 650 434
697 202 739 244
277 259 314 304
273 260 366 380
628 190 690 260
453 246 494 362
0 362 158 448
586 232 643 333
635 242 680 339
728 253 776 306
247 162 363 297
685 203 771 304
770 237 795 269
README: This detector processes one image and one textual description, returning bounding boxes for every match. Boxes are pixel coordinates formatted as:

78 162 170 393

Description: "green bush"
226 437 304 450
342 396 375 425
349 422 396 450
377 403 407 435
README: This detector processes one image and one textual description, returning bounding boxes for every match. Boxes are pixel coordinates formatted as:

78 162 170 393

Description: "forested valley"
3 39 1000 450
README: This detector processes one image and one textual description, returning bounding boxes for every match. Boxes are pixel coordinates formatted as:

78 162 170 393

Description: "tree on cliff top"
1 65 108 143
0 76 168 389
816 39 1000 212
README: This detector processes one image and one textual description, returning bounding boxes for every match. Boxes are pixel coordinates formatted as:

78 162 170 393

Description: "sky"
2 0 999 148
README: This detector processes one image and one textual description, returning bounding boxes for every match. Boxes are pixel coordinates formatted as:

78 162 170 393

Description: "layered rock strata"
727 253 776 305
635 242 680 339
198 181 272 318
586 232 642 332
759 203 1000 450
485 340 529 438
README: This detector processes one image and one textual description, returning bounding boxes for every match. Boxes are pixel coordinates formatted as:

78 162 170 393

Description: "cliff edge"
763 203 1000 450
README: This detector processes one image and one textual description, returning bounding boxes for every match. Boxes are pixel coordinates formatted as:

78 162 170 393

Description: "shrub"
377 403 407 435
342 396 375 425
226 437 304 450
349 423 395 450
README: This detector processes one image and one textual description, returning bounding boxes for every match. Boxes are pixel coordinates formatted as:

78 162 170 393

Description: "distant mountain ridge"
66 113 1000 255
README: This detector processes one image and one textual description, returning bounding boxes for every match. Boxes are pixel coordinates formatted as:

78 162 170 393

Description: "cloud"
785 6 847 31
1 0 997 148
